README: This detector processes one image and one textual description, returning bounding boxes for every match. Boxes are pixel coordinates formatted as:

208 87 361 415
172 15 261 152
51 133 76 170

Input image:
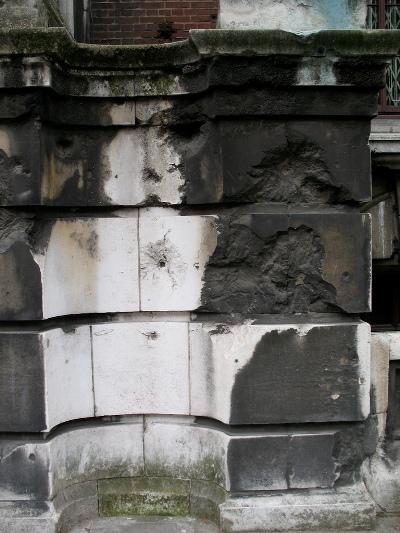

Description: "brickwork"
90 0 219 44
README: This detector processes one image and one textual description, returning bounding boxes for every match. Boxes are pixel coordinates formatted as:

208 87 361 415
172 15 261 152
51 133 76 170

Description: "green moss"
98 477 190 518
145 454 225 486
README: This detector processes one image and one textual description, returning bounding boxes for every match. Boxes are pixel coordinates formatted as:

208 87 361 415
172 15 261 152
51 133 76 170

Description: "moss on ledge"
0 27 398 72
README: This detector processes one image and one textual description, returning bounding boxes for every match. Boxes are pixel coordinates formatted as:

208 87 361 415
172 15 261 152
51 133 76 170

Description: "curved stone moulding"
0 210 371 320
0 318 370 432
0 113 371 207
0 417 377 532
0 28 396 97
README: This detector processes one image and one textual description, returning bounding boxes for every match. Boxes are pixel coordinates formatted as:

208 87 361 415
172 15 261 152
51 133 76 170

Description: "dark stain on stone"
142 331 158 340
0 333 46 431
0 241 43 320
201 217 337 314
0 442 49 499
209 324 231 335
229 325 363 424
0 149 33 204
70 229 99 259
334 58 387 89
143 168 162 183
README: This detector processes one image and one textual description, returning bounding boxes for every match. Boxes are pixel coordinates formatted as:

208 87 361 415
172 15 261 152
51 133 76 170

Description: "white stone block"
92 323 189 416
45 327 93 430
42 216 139 317
139 215 218 311
50 420 144 496
144 416 228 486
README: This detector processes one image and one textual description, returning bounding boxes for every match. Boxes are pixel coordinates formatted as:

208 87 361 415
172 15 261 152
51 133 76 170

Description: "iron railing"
367 0 400 112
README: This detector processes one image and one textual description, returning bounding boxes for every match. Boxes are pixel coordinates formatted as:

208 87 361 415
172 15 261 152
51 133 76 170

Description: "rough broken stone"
190 319 370 424
200 211 371 314
185 120 371 204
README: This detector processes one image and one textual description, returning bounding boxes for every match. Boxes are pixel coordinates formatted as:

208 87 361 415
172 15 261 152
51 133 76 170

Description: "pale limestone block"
190 320 370 424
45 327 93 430
370 333 390 414
42 216 139 318
388 332 400 360
220 484 375 532
144 416 228 486
139 215 218 311
92 323 189 416
50 420 144 496
103 128 184 205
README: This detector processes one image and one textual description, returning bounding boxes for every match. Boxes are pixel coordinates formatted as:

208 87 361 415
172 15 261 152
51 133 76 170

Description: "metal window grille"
367 0 400 112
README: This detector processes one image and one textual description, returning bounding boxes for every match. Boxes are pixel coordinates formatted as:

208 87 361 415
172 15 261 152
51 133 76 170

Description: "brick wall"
90 0 219 45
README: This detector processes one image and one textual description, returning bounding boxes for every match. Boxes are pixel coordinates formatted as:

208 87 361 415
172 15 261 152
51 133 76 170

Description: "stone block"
185 120 371 205
218 0 367 32
92 322 189 416
201 211 371 314
98 477 190 517
0 327 93 432
144 417 339 492
219 484 375 532
371 333 390 414
228 432 337 491
0 214 139 319
144 416 227 486
0 420 144 501
50 421 144 496
0 501 56 533
139 214 218 311
190 319 370 424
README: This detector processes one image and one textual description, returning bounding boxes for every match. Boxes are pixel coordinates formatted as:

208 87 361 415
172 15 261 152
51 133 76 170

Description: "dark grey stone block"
0 333 46 432
185 120 371 205
0 439 50 499
227 432 336 491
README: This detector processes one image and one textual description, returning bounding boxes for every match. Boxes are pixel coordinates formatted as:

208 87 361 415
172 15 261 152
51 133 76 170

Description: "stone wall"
0 5 399 533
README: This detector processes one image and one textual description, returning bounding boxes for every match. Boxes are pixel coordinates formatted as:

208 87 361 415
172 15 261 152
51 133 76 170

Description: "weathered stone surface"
140 214 218 311
190 319 370 424
219 484 376 532
0 419 144 500
0 214 139 319
0 117 371 207
201 211 371 314
92 322 189 416
218 0 368 33
99 478 191 518
185 120 371 204
371 333 390 415
0 327 93 432
0 501 56 533
144 417 339 492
